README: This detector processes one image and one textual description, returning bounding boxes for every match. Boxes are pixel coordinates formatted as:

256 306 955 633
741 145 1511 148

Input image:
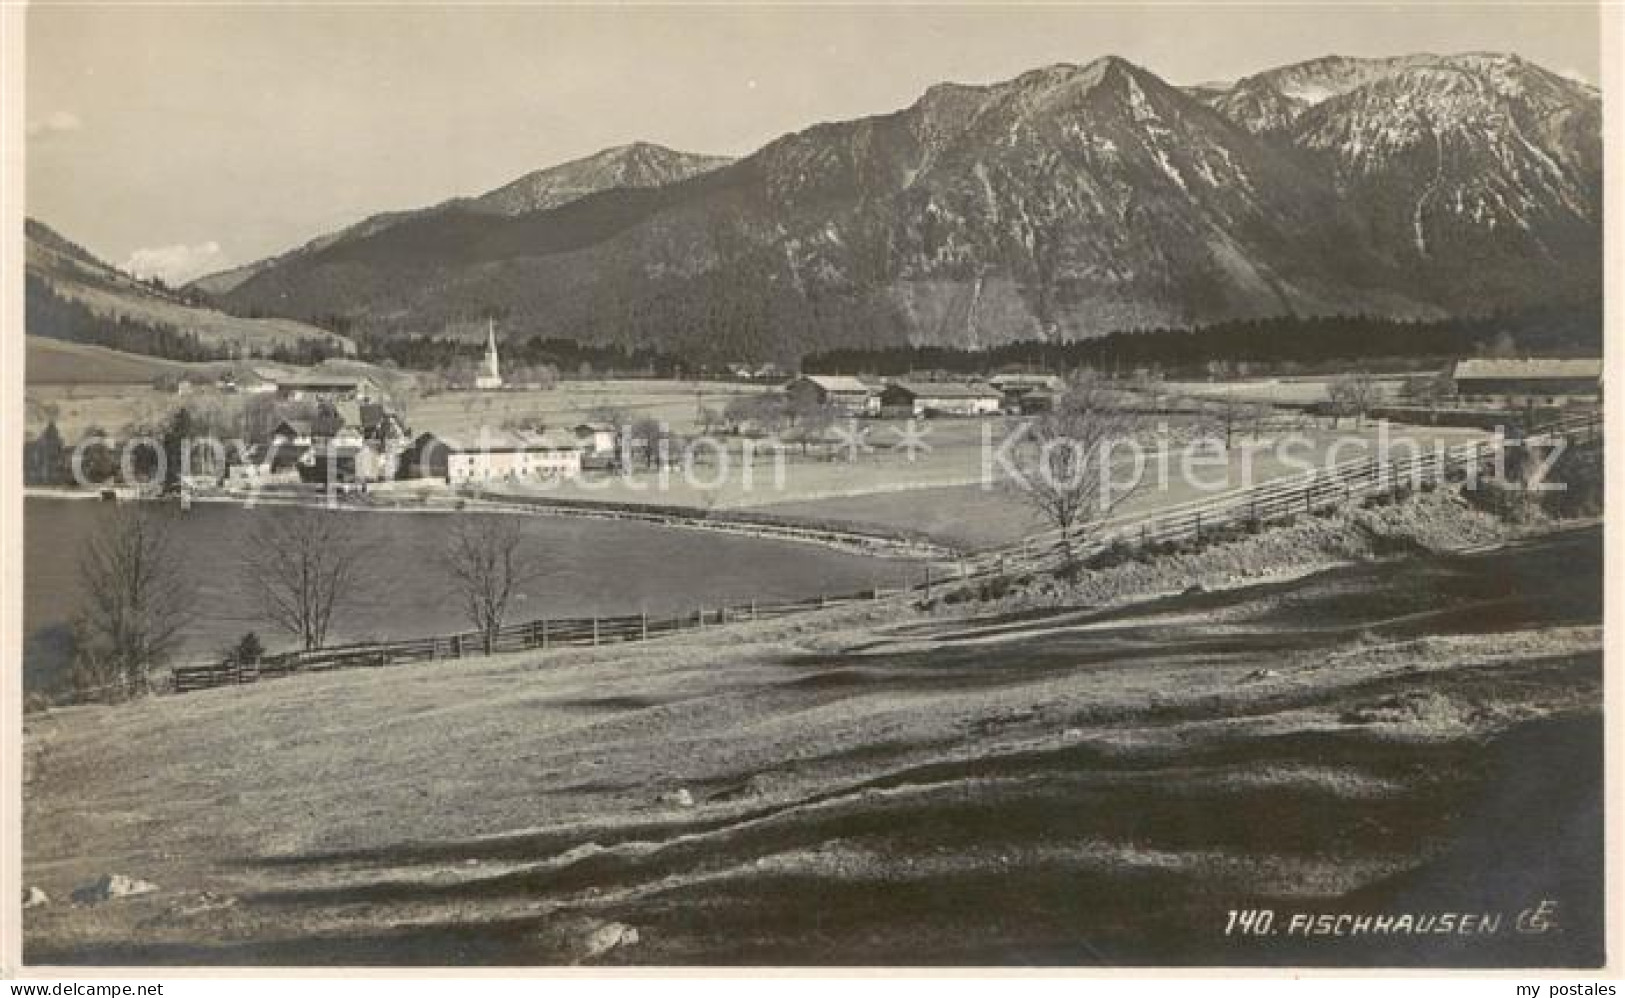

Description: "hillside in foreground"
22 511 1602 967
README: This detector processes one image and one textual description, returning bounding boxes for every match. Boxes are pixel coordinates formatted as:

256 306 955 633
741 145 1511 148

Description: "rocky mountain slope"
1195 53 1600 309
212 52 1601 362
188 143 732 296
467 141 735 216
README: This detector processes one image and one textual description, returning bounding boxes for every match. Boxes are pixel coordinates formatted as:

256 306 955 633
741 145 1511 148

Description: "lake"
23 498 911 692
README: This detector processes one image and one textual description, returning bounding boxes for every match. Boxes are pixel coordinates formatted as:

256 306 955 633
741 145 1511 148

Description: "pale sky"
26 2 1605 282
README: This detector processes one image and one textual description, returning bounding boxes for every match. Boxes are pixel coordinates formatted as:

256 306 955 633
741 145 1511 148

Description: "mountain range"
181 52 1602 362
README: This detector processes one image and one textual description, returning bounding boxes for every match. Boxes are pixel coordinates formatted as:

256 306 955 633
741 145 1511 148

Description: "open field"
25 384 179 439
24 337 225 387
404 380 777 437
1160 377 1414 407
22 515 1602 966
699 423 1490 549
23 377 776 440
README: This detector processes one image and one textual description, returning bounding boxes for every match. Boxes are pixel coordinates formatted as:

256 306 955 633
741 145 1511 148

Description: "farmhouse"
878 381 1004 418
574 422 618 453
1450 358 1602 407
270 420 313 447
276 376 376 402
572 423 620 471
785 375 879 415
222 369 279 395
401 430 583 485
299 443 391 485
226 442 308 485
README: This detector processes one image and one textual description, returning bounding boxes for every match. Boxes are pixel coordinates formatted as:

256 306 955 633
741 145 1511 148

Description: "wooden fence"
972 411 1601 576
169 588 908 694
169 413 1600 696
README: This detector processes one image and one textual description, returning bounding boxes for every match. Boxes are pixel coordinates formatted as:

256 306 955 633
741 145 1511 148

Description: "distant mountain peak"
188 141 734 293
468 142 734 216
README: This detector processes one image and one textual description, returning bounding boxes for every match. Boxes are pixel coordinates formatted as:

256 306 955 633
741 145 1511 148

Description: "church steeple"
476 317 504 389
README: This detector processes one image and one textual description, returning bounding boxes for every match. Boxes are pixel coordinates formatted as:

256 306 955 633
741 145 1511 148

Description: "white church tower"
475 318 504 390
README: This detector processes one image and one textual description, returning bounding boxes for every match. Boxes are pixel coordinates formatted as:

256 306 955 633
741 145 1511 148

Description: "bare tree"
721 395 755 435
239 508 372 651
1201 393 1251 450
629 416 668 469
1130 368 1164 409
1002 374 1143 568
697 404 724 436
441 516 540 652
784 398 836 455
1327 372 1383 428
72 506 194 698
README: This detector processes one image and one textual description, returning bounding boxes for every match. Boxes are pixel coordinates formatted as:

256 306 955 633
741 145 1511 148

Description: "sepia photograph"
5 0 1615 977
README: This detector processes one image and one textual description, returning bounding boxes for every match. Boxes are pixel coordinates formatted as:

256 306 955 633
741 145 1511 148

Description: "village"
25 318 1600 506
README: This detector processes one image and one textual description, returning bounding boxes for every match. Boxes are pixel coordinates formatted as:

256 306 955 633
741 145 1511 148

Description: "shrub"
1538 444 1603 520
977 575 1015 601
227 631 265 665
1461 480 1539 524
1086 539 1139 571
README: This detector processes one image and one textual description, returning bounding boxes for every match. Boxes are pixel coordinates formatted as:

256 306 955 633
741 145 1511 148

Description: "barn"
1450 358 1602 407
785 375 879 415
276 376 377 402
878 381 1004 418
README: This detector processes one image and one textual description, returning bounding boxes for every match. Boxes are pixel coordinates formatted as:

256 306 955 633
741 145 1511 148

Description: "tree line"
350 330 693 379
801 305 1602 379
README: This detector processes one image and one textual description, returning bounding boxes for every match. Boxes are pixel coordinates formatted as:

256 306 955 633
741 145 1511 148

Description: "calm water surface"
24 498 909 690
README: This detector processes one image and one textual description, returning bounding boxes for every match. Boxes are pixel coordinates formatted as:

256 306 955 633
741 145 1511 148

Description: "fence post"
1194 511 1202 540
592 616 600 646
924 566 932 601
641 611 648 642
453 634 463 658
542 617 549 651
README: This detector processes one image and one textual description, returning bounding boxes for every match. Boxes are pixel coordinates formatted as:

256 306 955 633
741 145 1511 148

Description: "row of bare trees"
236 510 538 656
72 506 540 699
